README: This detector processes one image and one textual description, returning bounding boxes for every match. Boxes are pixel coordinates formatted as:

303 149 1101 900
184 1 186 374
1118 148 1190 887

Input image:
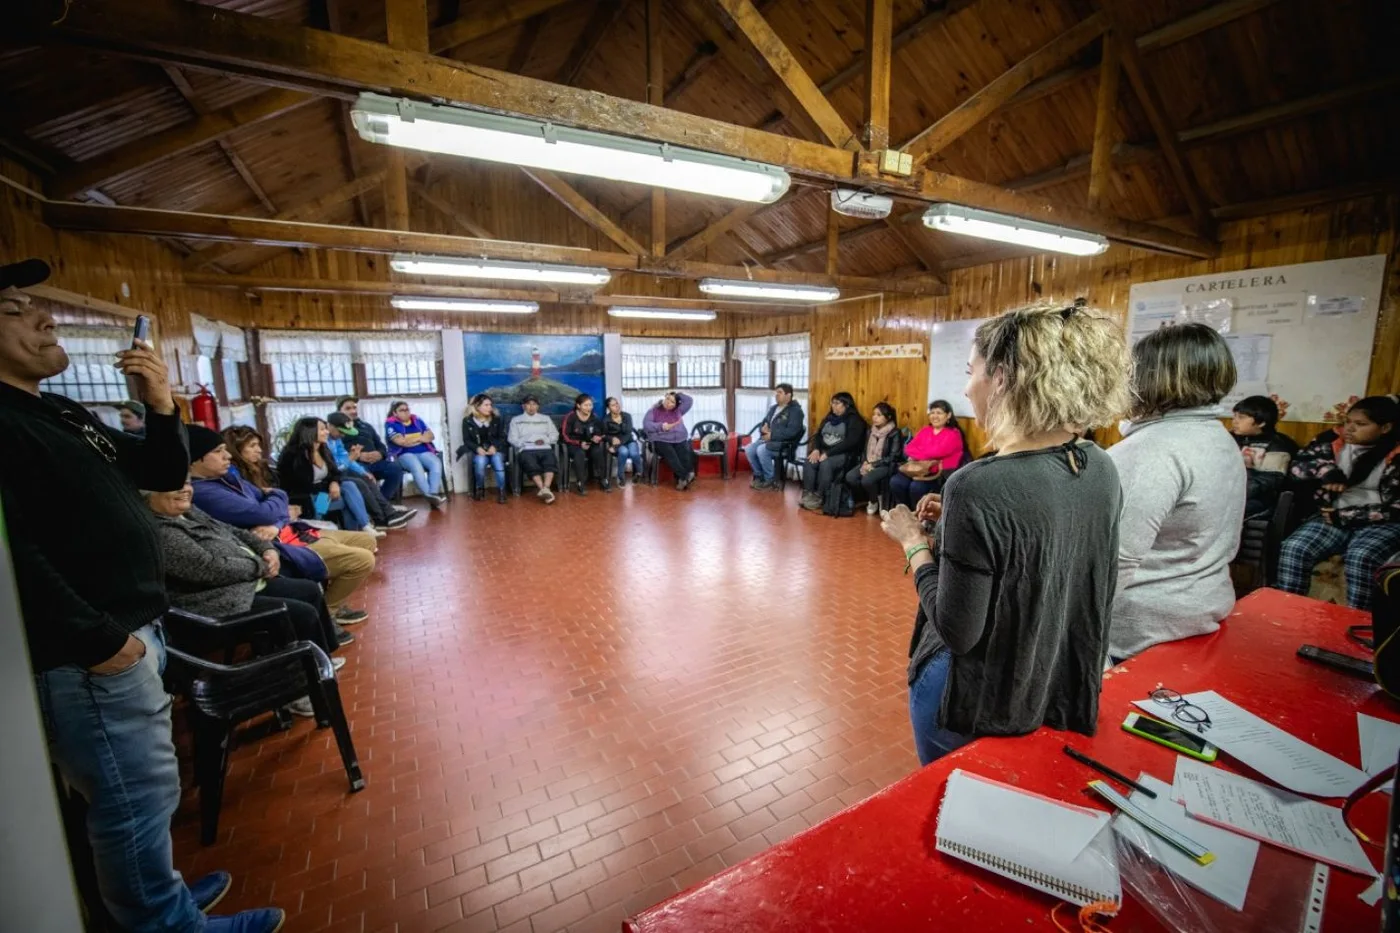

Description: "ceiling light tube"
391 254 611 286
698 278 840 303
921 203 1110 256
607 307 717 321
391 296 539 314
352 92 790 203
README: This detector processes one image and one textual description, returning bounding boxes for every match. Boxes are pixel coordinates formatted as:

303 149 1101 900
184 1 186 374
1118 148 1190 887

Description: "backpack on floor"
822 484 854 518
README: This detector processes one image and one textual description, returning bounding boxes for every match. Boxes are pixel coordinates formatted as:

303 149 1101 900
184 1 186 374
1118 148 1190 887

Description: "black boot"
576 481 588 496
473 487 485 501
497 487 508 504
601 479 612 493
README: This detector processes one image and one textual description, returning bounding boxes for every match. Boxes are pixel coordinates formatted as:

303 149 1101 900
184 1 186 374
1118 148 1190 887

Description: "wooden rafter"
825 203 839 276
521 168 647 256
647 0 665 257
1178 74 1400 144
861 0 894 150
1086 35 1120 211
667 203 764 260
882 214 941 274
429 0 572 54
326 0 370 226
902 14 1107 165
41 200 949 295
52 89 310 198
22 0 1215 259
186 274 557 303
555 0 631 86
383 0 429 232
409 180 495 239
161 65 277 214
506 12 548 75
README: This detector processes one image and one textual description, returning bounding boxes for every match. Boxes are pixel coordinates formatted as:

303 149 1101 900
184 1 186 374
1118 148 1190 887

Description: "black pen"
1062 745 1158 799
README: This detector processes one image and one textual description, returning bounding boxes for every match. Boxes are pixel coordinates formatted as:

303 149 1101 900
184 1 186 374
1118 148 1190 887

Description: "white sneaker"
361 525 388 539
331 656 347 671
542 488 556 504
866 501 879 515
286 697 315 718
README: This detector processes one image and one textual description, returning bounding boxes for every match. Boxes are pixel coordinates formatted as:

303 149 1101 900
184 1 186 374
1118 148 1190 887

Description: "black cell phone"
131 314 151 348
1297 644 1374 681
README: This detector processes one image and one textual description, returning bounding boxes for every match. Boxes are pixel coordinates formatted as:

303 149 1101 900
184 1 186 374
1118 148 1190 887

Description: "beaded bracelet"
904 542 931 574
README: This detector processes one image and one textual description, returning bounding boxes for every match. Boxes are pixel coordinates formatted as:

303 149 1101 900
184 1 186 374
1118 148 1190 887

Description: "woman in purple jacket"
643 391 696 490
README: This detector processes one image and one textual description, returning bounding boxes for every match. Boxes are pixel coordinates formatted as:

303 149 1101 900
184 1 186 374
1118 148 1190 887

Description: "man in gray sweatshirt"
508 396 560 502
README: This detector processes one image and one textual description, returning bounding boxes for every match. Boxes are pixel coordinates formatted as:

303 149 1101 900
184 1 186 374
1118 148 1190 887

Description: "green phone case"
1121 714 1219 762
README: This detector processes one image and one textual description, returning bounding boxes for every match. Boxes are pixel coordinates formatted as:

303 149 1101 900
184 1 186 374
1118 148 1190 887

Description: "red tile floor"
171 477 921 932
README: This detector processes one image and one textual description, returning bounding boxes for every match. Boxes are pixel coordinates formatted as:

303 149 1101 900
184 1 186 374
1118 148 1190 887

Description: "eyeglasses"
1148 688 1213 734
59 410 117 463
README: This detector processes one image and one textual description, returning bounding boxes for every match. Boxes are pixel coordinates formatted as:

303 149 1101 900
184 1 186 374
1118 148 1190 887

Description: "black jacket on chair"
275 444 344 515
460 414 508 455
749 402 806 456
603 412 639 445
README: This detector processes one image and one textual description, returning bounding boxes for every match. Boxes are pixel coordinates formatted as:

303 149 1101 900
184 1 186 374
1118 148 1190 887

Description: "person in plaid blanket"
1276 395 1400 609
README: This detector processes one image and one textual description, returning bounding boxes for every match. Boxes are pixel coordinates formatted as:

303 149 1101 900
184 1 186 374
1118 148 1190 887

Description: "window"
675 342 724 388
620 339 673 390
620 337 727 427
40 326 130 403
366 357 438 396
221 357 244 401
259 331 357 399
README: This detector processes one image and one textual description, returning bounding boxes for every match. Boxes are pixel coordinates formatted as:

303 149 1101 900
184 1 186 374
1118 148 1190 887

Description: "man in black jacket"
743 383 806 490
336 395 404 499
0 260 284 933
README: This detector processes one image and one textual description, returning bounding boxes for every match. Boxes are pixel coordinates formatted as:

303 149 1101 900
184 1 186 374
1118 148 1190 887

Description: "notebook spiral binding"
940 841 1117 906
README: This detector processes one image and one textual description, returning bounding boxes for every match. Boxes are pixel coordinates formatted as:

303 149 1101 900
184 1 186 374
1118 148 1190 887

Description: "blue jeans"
365 456 404 499
745 440 776 482
36 623 205 933
473 451 506 489
395 451 442 496
614 441 642 482
908 648 971 766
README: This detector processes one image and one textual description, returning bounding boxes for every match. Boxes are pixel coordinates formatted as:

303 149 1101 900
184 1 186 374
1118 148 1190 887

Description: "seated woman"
224 424 279 493
507 395 559 504
799 392 866 512
888 400 969 510
844 403 903 514
643 391 696 491
1277 395 1400 610
460 393 509 503
277 417 381 538
1108 324 1244 662
880 303 1128 764
1230 395 1299 518
146 481 347 716
603 397 643 486
562 393 611 495
385 400 446 509
327 413 413 528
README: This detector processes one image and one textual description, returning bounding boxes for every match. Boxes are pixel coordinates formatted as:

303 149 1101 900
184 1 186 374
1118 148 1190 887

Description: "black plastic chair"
1234 490 1295 594
690 420 731 480
459 445 513 498
510 441 563 495
162 607 365 845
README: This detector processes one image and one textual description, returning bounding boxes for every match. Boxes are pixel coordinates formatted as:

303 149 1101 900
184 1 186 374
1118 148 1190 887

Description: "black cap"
327 411 359 435
187 424 226 463
522 395 539 405
0 259 51 290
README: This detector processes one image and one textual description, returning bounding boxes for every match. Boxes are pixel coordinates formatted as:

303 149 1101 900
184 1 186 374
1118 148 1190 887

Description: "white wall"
603 332 622 404
442 328 469 493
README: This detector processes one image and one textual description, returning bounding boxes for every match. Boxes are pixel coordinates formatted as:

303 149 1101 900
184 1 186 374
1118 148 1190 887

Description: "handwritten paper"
1134 691 1368 797
1234 293 1304 329
1112 773 1259 910
1358 714 1400 776
1173 758 1375 877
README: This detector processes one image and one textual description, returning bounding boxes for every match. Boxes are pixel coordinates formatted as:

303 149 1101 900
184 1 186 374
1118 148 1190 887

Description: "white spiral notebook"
936 769 1122 911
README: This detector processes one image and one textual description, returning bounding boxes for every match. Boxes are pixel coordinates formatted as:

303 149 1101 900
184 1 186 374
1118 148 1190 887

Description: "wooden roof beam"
1179 74 1400 145
647 0 666 257
861 0 894 151
902 14 1107 165
429 0 573 55
186 274 559 303
409 179 496 239
555 0 631 86
41 200 948 295
1086 35 1120 211
521 167 647 256
667 203 765 260
161 65 278 215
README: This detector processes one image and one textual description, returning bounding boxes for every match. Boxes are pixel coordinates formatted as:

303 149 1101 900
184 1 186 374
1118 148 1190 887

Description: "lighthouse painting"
462 333 605 418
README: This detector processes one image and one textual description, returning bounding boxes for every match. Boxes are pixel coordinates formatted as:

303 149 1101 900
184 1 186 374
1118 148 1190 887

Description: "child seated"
1229 395 1298 518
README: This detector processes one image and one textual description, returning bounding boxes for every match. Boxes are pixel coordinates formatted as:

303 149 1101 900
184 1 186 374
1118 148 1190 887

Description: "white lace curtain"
732 333 809 388
54 325 128 366
189 314 250 361
257 330 443 365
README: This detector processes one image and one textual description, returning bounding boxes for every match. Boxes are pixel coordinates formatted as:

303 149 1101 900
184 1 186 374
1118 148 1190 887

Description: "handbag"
899 459 940 480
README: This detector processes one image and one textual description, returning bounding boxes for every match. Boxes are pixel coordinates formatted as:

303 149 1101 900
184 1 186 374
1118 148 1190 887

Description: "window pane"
270 356 354 399
621 389 728 431
41 361 128 404
735 389 774 435
195 355 215 386
739 358 770 388
221 358 244 401
676 355 722 388
775 354 810 390
366 357 439 396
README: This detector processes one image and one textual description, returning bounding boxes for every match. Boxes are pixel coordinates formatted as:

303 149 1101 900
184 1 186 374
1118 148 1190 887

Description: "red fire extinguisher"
190 384 220 431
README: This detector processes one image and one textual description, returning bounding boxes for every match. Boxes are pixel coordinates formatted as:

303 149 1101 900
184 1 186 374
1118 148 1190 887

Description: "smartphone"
1122 712 1218 762
131 314 151 348
1297 644 1374 681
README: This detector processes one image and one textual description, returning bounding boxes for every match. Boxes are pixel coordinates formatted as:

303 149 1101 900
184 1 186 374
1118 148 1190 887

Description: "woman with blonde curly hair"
1107 323 1242 661
880 302 1129 764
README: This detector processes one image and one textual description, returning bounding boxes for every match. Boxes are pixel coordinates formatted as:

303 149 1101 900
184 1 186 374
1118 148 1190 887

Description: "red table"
625 590 1394 932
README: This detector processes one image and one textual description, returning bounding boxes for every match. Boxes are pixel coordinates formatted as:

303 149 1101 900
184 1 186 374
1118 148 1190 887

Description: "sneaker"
334 626 355 647
472 487 485 501
542 489 556 504
867 501 880 515
286 697 315 718
392 506 418 520
675 478 687 491
750 476 765 489
331 656 347 672
385 511 413 529
205 908 286 933
361 525 387 539
535 486 548 498
190 871 233 914
601 481 612 493
800 493 823 511
575 482 588 497
333 607 369 625
497 488 508 504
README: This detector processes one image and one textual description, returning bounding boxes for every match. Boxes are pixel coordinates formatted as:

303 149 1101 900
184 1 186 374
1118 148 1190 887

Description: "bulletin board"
1127 255 1386 423
926 316 988 416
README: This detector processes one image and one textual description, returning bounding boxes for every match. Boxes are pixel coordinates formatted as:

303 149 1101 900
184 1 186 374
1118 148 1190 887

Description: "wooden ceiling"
4 0 1397 290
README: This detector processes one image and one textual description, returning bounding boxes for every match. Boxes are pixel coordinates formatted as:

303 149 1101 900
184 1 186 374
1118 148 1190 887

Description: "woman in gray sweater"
1108 324 1245 661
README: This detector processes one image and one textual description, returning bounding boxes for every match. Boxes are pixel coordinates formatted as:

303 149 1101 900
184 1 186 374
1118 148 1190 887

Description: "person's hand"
88 634 146 675
421 430 434 442
287 505 302 520
476 447 487 456
807 451 820 464
486 446 497 455
1240 447 1256 468
582 442 590 450
252 524 279 540
881 506 929 550
262 550 281 578
860 463 872 475
816 452 827 463
1323 482 1347 493
329 481 341 500
914 493 942 523
348 444 362 461
760 425 771 438
360 450 382 464
114 342 175 415
610 438 620 448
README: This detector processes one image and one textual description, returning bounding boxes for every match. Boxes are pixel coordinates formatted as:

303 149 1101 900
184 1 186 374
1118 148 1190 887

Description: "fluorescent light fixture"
830 188 892 220
921 203 1110 256
391 253 611 286
607 307 717 321
352 92 790 203
391 296 539 314
698 278 840 303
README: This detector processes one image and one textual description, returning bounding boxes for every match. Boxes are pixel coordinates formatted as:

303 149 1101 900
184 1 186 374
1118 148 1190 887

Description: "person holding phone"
880 303 1127 765
0 259 285 932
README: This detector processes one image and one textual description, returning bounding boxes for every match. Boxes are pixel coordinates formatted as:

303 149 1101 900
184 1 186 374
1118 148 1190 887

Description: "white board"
1128 255 1385 423
927 316 987 414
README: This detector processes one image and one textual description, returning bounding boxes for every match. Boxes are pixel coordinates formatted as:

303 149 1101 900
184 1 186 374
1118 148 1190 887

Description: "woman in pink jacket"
887 400 970 509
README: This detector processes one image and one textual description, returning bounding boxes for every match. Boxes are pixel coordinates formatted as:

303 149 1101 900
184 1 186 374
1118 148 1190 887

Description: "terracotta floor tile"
169 486 919 931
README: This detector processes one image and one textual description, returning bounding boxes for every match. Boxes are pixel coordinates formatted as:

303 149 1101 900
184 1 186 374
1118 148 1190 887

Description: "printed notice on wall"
1234 293 1304 329
1307 295 1365 318
1223 334 1272 385
1129 296 1183 345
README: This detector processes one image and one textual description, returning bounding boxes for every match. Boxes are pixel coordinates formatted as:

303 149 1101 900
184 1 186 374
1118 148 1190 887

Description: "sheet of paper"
1307 295 1364 318
1222 333 1272 384
1133 691 1368 797
1233 292 1304 329
1173 758 1375 877
1111 773 1259 911
1358 714 1400 775
1179 298 1234 334
1129 296 1183 345
1222 380 1270 413
1360 876 1384 906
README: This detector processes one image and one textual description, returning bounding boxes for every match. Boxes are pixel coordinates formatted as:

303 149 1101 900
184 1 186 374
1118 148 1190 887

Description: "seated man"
328 412 415 530
335 395 404 500
743 383 805 489
117 399 145 436
1230 395 1298 518
507 395 559 504
186 424 376 626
